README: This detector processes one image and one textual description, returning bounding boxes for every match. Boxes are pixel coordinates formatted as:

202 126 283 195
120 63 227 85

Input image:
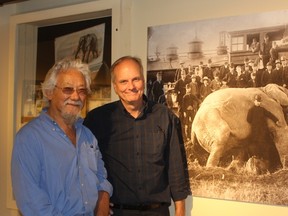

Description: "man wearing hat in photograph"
247 94 282 171
270 41 279 63
199 76 212 101
280 55 287 68
151 71 164 103
247 72 257 88
224 63 237 88
190 74 200 100
203 59 213 80
272 59 283 86
219 61 229 80
174 60 186 81
261 61 273 87
281 56 288 88
182 84 200 141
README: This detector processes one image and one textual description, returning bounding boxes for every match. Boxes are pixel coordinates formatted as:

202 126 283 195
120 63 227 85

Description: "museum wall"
1 0 288 215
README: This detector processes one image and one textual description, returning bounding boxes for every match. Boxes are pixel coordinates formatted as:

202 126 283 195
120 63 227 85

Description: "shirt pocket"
144 125 166 156
86 145 98 173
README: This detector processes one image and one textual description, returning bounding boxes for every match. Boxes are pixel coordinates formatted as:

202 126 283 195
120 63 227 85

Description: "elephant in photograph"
75 33 99 63
191 84 288 171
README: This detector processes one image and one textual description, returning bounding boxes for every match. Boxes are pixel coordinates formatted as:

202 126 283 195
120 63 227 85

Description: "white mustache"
64 99 83 107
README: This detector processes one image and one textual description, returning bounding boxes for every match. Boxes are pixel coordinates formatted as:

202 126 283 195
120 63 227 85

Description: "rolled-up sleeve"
168 113 192 201
96 146 113 196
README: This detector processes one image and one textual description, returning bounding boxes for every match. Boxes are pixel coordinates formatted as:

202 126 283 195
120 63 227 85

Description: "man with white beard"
11 58 112 216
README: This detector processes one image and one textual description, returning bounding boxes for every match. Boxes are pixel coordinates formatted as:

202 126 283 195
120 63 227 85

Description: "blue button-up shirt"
11 110 112 216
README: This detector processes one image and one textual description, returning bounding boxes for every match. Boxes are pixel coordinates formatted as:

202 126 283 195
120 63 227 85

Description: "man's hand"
94 191 110 216
109 203 114 216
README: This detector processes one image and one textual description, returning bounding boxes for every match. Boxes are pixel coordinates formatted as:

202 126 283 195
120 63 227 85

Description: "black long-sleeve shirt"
83 96 191 205
247 105 278 143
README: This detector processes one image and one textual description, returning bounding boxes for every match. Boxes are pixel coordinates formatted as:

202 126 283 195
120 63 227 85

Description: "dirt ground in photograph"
187 150 288 206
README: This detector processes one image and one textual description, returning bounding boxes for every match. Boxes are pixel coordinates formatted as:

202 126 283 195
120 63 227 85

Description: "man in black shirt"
247 94 282 171
151 71 164 103
84 56 191 216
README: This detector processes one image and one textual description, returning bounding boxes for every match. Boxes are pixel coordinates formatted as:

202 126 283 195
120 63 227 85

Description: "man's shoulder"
15 115 47 143
17 115 43 133
149 101 178 118
84 101 119 125
88 101 118 115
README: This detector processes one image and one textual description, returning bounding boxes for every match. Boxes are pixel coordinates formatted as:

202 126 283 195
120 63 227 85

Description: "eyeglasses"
54 85 88 96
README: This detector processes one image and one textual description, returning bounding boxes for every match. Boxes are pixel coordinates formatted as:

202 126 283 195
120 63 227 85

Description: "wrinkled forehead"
57 69 86 85
114 60 143 79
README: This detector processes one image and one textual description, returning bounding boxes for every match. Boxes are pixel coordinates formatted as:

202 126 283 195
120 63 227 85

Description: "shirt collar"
40 108 83 128
117 94 151 119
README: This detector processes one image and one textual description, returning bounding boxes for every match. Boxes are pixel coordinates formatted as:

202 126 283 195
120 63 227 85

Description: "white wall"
0 4 19 216
1 0 288 215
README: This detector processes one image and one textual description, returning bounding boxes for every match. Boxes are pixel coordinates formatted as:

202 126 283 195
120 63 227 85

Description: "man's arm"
94 191 110 216
11 132 63 216
167 113 191 214
174 200 186 216
93 136 113 216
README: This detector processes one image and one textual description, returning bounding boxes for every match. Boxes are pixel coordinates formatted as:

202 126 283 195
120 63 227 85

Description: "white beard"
61 111 81 126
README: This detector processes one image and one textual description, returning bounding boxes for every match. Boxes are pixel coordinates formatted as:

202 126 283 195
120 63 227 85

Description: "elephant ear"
262 84 288 106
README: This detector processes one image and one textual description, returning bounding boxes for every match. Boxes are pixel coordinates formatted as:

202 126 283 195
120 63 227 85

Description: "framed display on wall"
20 16 112 125
147 9 288 207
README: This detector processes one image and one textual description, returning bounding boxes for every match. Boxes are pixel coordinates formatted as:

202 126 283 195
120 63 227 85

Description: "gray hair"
41 58 91 106
110 56 144 83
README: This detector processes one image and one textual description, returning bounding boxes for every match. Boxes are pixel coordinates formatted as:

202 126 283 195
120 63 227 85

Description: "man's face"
236 67 241 73
113 59 145 106
180 68 186 78
267 65 272 71
47 68 87 125
156 73 162 81
253 65 258 71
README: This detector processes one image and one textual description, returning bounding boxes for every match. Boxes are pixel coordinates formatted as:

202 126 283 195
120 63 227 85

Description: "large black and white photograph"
147 9 288 206
55 23 105 72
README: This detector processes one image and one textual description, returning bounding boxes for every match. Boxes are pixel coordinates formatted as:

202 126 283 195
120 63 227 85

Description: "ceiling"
0 0 29 7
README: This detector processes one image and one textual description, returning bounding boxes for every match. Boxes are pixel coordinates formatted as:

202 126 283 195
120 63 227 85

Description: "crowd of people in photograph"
148 50 288 141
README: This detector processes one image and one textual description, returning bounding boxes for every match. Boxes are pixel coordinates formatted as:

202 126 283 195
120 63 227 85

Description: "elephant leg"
205 120 231 167
207 147 223 167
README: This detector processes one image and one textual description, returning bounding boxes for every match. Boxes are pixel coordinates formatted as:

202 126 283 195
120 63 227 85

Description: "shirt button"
85 201 88 205
81 183 84 187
